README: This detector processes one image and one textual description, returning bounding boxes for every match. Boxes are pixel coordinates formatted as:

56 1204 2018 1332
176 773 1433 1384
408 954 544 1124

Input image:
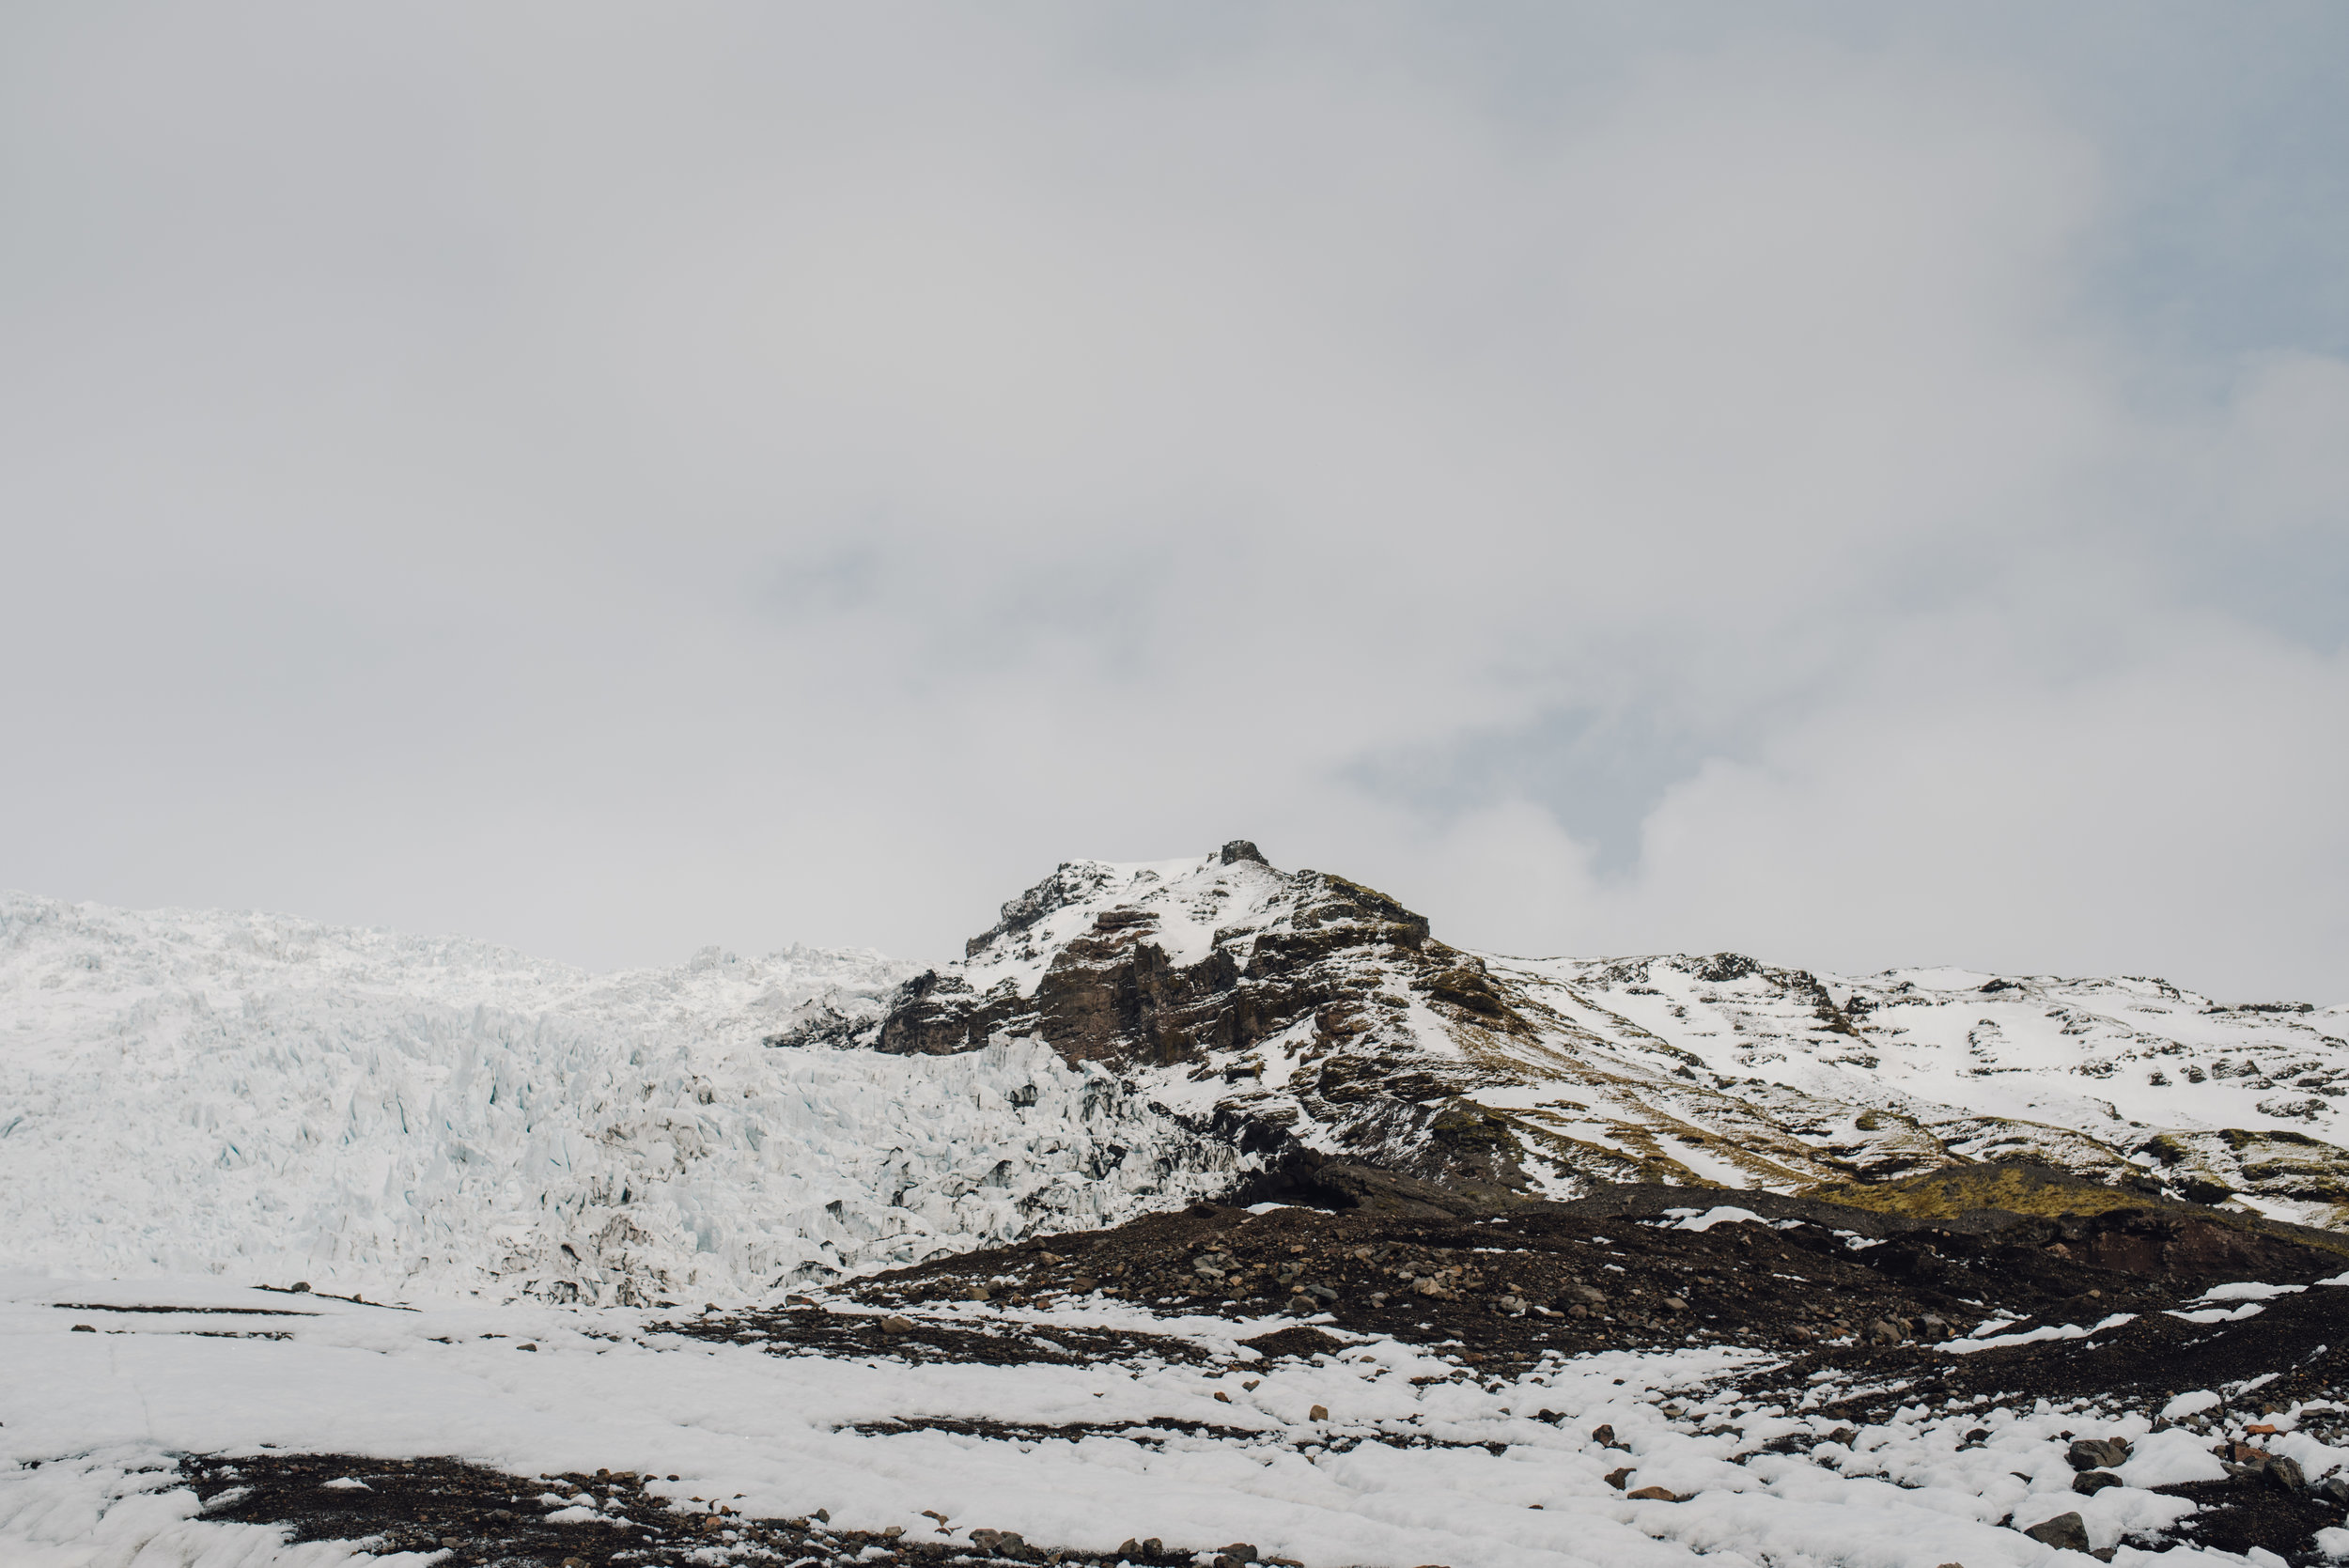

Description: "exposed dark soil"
179 1452 1194 1568
837 1185 2349 1385
646 1302 1217 1368
52 1302 318 1316
253 1282 418 1310
186 1453 673 1566
2155 1477 2349 1561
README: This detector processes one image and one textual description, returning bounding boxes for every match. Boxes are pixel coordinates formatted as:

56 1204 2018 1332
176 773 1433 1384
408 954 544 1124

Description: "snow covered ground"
5 1266 2344 1568
12 876 2349 1564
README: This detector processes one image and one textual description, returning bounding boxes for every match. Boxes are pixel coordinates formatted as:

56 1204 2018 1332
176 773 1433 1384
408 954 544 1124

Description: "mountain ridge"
6 844 2348 1307
844 842 2349 1230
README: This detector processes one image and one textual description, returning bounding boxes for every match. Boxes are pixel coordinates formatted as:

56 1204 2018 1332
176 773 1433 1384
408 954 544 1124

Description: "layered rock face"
843 844 2349 1227
859 843 1530 1194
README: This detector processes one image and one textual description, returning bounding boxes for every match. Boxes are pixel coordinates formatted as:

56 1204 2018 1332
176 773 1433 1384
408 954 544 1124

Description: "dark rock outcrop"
878 854 1441 1070
868 848 1532 1194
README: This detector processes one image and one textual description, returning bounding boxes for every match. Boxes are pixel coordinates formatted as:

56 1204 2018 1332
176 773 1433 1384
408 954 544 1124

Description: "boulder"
2022 1513 2091 1553
2066 1436 2132 1471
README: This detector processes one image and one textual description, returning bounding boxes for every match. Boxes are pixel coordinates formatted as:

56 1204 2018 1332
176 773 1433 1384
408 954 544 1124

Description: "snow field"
7 1271 2343 1567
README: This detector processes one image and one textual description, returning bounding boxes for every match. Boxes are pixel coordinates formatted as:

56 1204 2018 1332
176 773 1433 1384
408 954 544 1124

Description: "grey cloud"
1347 708 1720 877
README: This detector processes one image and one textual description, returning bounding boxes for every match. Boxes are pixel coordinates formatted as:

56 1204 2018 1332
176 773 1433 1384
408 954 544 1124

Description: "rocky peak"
863 846 1539 1193
849 847 2349 1228
877 846 1443 1065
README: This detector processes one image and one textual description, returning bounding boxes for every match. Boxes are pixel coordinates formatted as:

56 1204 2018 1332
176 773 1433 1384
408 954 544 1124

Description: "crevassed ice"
0 893 1244 1302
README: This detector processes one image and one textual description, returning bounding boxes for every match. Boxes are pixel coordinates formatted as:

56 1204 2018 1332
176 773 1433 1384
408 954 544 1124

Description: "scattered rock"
880 1315 916 1334
1604 1467 1633 1490
2022 1513 2091 1553
2072 1470 2123 1496
2066 1436 2132 1471
1625 1485 1680 1502
1238 1327 1345 1359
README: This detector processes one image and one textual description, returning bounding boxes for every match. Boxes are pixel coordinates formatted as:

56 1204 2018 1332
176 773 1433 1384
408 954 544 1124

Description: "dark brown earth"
180 1452 1204 1568
2157 1477 2349 1560
643 1301 1219 1369
835 1184 2349 1387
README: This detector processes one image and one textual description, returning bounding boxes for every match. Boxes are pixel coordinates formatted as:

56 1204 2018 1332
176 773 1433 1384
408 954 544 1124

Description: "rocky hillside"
848 843 2349 1230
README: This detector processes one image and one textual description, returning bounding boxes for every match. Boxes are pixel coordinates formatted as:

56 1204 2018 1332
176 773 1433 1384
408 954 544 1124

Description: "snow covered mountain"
863 842 2349 1229
6 842 2346 1307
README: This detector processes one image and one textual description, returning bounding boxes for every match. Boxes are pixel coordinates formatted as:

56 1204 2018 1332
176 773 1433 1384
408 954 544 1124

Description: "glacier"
0 893 1246 1303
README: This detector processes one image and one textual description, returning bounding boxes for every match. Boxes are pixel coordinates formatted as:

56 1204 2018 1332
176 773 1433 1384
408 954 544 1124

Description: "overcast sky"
5 3 2346 1000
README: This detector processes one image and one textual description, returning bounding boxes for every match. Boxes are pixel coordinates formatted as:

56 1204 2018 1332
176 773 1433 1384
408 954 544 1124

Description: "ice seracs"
0 892 1243 1303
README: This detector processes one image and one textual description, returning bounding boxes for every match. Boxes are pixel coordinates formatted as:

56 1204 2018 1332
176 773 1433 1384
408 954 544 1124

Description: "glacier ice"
0 893 1246 1302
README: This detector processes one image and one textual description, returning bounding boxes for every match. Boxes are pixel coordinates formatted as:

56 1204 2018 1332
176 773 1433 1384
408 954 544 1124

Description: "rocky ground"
143 1166 2349 1567
180 1452 1201 1568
